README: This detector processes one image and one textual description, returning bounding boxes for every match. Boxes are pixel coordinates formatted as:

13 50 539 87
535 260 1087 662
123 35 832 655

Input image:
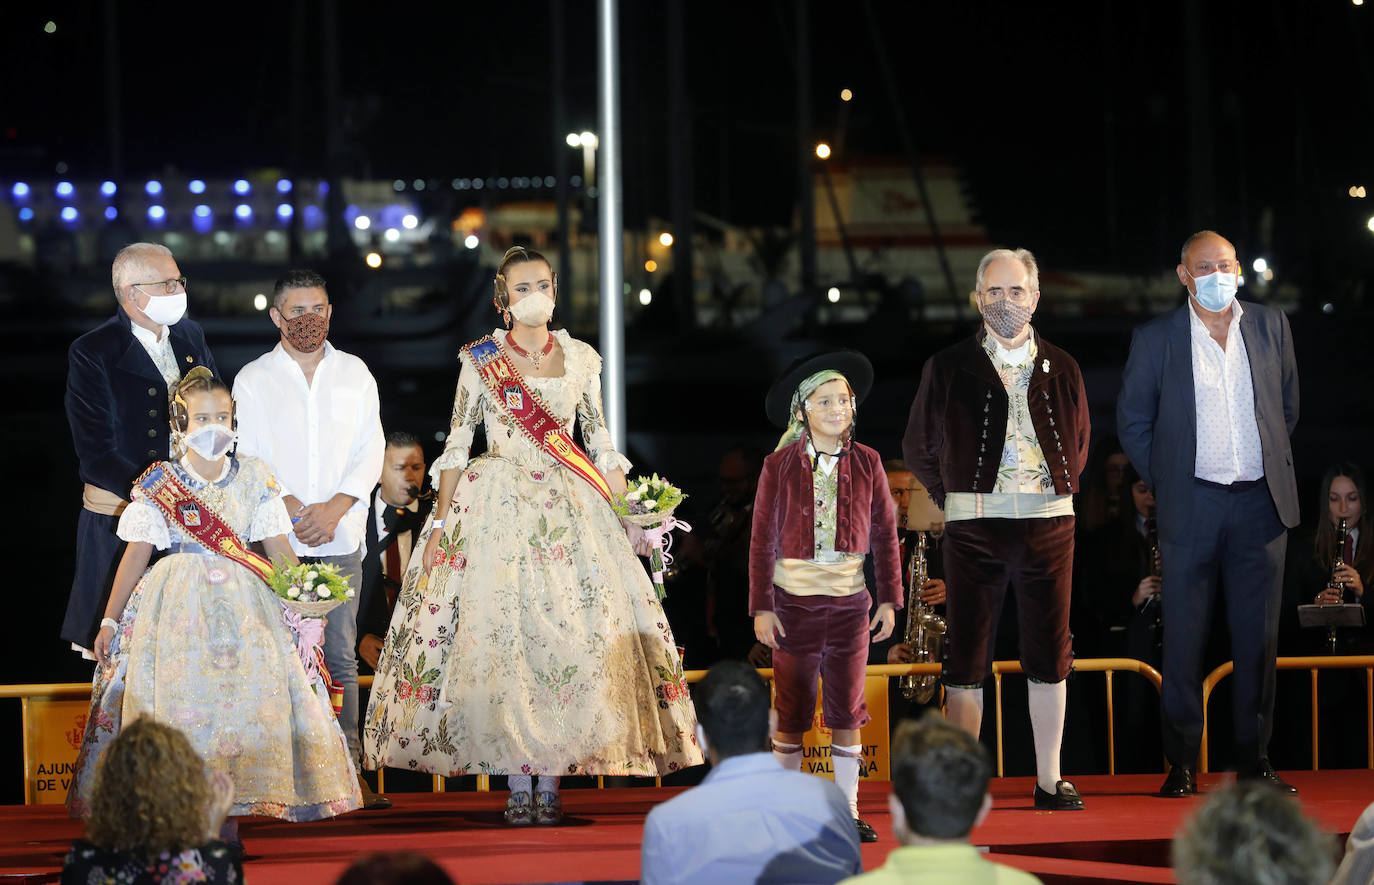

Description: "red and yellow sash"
137 462 344 715
464 336 613 504
136 463 274 583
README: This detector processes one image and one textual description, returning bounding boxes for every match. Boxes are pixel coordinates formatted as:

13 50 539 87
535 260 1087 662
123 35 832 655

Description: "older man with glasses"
63 242 217 659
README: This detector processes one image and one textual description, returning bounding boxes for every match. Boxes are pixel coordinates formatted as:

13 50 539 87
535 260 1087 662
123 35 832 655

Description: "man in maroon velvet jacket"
903 248 1090 812
750 351 904 844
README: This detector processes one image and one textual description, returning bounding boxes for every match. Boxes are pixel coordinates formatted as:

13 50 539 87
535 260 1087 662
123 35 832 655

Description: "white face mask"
1187 269 1240 312
185 424 236 460
138 290 188 327
509 292 554 326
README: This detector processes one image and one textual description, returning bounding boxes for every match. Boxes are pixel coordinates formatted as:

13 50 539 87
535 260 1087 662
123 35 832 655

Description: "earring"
502 308 512 329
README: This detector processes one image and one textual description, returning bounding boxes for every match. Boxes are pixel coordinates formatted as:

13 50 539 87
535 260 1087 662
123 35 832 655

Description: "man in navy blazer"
62 243 217 654
1117 230 1299 797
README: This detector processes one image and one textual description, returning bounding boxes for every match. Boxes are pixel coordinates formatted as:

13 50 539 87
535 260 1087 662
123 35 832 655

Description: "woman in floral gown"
363 247 701 825
68 370 361 824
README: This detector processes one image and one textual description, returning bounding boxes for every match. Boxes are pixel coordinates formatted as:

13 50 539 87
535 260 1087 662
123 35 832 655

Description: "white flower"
625 490 642 502
643 500 658 511
316 585 331 598
305 570 318 581
345 589 355 598
287 586 301 599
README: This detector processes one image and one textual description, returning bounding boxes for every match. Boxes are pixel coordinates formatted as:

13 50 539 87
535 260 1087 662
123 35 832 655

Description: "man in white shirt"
1118 231 1300 797
63 243 217 658
233 269 385 806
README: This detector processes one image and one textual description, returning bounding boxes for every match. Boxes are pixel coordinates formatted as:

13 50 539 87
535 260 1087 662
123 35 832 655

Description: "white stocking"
508 774 532 795
832 744 863 818
536 775 560 795
1027 679 1067 793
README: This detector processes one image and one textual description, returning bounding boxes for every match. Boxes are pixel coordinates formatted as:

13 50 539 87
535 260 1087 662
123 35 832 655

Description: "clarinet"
1140 505 1163 648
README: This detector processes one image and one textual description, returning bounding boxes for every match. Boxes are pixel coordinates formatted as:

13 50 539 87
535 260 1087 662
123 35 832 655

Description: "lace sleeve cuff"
593 449 632 477
249 495 293 542
429 447 471 485
116 499 171 550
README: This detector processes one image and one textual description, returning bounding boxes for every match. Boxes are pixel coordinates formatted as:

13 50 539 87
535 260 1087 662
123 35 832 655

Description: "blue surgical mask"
1188 270 1239 312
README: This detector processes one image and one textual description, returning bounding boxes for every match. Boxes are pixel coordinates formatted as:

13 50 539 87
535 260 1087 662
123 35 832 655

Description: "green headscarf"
774 369 853 452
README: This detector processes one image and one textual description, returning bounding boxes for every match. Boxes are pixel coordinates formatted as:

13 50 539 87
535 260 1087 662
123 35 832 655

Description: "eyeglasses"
131 276 188 295
981 286 1034 304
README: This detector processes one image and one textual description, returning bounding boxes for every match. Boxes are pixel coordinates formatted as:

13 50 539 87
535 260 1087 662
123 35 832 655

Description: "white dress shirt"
370 489 419 576
130 322 183 457
1189 300 1264 484
232 342 385 557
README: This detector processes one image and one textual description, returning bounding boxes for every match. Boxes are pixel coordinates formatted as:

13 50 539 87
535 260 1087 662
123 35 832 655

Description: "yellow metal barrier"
1198 655 1374 773
13 659 1163 800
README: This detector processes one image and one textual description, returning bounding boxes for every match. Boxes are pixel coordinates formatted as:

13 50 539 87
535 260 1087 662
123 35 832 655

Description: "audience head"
270 268 331 355
888 712 992 843
85 718 214 859
335 852 456 885
694 660 774 763
1124 462 1154 520
381 431 426 506
1172 781 1334 885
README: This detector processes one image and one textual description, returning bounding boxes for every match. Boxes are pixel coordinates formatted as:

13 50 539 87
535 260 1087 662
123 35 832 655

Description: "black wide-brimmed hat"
764 349 874 428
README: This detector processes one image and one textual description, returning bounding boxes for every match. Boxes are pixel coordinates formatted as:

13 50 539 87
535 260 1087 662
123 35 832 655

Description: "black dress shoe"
1159 765 1197 797
1033 779 1085 810
1241 760 1297 794
854 818 879 843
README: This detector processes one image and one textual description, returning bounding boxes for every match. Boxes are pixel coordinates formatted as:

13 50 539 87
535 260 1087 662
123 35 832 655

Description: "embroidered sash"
137 462 344 715
463 336 613 504
136 463 274 583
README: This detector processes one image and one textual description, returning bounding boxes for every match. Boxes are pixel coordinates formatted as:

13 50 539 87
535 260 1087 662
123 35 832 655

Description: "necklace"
505 331 554 370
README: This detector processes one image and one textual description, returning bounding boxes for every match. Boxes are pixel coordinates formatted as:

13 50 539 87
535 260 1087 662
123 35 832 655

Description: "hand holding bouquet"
612 474 691 601
267 559 355 617
266 559 354 711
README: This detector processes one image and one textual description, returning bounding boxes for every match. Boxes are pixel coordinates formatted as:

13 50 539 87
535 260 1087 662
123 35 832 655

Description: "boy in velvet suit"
750 351 903 844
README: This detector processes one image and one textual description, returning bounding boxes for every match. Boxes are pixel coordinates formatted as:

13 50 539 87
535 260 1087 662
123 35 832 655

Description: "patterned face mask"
981 298 1032 340
281 312 329 353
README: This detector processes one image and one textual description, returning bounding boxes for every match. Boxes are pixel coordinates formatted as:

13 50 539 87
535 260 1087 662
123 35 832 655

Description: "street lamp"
566 131 600 187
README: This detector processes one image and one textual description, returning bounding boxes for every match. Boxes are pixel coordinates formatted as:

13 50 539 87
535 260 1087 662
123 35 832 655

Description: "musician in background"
1072 463 1163 771
872 461 946 723
1281 463 1373 656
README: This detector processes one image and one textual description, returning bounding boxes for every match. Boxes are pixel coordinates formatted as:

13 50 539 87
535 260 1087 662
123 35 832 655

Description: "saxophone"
899 530 947 702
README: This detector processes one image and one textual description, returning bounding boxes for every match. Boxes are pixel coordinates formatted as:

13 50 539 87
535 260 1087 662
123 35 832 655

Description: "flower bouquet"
612 474 691 601
266 559 354 713
266 559 355 617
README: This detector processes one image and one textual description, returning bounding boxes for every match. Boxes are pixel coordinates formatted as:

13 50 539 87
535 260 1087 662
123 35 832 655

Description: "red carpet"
2 771 1370 884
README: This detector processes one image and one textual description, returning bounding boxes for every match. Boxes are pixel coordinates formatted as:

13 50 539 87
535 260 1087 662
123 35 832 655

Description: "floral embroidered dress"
363 330 702 777
67 455 361 822
61 840 240 885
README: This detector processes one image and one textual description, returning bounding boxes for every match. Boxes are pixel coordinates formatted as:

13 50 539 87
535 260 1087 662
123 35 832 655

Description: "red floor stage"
2 771 1370 884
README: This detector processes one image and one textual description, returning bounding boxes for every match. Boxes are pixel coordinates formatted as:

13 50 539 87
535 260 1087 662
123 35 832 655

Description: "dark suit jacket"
65 310 218 496
357 488 422 655
1116 300 1299 537
902 328 1091 506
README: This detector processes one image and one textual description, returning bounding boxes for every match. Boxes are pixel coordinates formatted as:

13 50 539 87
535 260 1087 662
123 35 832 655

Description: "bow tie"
382 505 412 534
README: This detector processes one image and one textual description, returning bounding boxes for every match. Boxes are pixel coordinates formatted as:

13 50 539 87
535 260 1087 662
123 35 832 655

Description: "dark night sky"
5 1 1374 289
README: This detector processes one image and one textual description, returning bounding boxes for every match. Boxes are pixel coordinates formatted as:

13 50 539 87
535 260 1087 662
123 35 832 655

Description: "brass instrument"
899 530 947 702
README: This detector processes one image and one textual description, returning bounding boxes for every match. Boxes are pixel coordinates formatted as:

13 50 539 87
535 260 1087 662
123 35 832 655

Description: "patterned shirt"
1189 300 1264 483
983 334 1053 494
808 443 862 564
